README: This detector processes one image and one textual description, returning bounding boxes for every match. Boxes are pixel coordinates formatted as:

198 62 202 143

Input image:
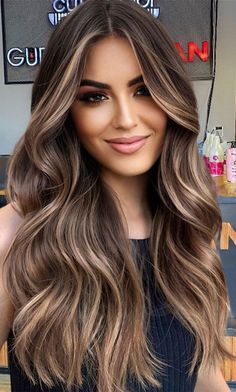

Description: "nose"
112 97 138 130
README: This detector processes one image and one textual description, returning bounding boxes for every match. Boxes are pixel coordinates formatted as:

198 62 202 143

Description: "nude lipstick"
105 135 150 154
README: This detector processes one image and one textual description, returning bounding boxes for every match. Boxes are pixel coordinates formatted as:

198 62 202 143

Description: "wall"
0 0 236 155
207 0 236 140
0 1 31 155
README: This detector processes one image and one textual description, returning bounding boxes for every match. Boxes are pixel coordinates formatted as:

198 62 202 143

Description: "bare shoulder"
0 203 24 349
195 365 230 391
0 203 24 247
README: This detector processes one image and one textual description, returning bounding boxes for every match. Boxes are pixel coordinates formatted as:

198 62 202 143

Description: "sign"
217 197 236 319
1 0 217 84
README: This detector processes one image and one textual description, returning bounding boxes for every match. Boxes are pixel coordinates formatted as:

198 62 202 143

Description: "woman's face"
70 35 167 178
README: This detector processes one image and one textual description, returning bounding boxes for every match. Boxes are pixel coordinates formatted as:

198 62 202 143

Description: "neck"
101 170 152 239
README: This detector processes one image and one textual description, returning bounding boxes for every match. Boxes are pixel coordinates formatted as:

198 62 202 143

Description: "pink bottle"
226 141 236 183
208 135 224 176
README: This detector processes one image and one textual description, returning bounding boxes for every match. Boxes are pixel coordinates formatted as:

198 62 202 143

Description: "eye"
77 92 107 105
135 85 151 96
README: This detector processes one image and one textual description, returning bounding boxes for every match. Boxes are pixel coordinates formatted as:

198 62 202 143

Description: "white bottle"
206 132 215 170
215 126 223 140
202 131 210 167
205 131 215 169
208 135 224 176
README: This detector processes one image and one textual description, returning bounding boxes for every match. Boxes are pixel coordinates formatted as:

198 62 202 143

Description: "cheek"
161 116 168 136
70 106 109 141
70 109 105 162
152 110 168 138
145 102 167 130
150 111 168 155
158 116 167 134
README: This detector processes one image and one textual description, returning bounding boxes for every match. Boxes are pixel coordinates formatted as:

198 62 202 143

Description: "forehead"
82 36 142 83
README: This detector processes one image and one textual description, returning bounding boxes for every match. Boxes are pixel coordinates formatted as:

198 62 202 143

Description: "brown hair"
3 0 232 391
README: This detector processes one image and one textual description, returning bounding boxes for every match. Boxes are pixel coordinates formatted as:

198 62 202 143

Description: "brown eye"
135 85 151 96
78 92 108 104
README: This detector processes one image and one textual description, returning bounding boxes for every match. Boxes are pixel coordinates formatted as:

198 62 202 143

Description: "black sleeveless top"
7 239 198 391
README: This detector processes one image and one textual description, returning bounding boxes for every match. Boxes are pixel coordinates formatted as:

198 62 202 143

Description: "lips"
106 135 149 144
105 135 150 154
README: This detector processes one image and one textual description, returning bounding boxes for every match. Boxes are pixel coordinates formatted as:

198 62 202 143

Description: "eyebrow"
79 74 144 89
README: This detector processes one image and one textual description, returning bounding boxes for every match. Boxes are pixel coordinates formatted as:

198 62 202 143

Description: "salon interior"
0 0 236 391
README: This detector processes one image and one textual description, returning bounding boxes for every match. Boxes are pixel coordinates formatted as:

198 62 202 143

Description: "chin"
111 166 154 177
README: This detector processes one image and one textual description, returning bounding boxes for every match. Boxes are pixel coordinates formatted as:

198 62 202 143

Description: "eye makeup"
76 85 151 105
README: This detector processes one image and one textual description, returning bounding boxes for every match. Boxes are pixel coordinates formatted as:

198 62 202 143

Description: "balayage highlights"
3 0 233 391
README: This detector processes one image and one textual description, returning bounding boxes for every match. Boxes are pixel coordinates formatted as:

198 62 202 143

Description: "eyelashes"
78 92 107 105
136 85 151 97
77 85 151 106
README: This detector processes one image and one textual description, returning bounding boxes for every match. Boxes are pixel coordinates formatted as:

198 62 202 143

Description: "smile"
105 135 150 154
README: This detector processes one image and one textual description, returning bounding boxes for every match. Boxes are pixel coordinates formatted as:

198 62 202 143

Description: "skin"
0 40 230 388
70 35 167 239
70 35 230 391
195 366 230 391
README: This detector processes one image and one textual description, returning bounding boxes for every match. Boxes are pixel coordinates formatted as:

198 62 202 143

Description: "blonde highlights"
3 0 232 391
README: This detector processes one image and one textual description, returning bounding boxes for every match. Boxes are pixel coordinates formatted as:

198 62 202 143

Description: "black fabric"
7 239 198 391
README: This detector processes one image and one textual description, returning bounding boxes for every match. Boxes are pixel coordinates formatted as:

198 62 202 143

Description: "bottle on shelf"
208 133 224 176
202 131 211 166
226 141 236 183
203 129 215 170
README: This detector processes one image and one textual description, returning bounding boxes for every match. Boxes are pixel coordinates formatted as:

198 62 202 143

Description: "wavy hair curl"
4 0 232 391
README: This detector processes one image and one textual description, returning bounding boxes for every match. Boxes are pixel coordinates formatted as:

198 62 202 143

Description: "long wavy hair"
3 0 232 391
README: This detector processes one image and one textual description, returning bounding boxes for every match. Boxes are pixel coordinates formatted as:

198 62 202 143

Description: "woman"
0 0 233 391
